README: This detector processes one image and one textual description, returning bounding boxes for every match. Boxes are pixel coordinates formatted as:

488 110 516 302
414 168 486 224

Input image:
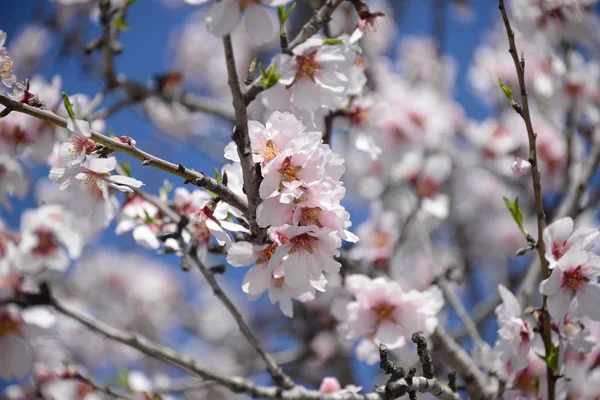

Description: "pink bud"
118 136 136 146
512 157 531 176
319 377 342 393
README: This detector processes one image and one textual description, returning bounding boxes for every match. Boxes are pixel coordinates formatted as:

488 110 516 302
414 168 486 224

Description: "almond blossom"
336 274 443 364
265 37 358 113
0 30 16 88
0 154 29 209
184 0 292 45
319 377 362 395
0 305 55 380
49 155 143 197
17 205 84 274
494 285 534 371
540 246 600 323
543 217 600 267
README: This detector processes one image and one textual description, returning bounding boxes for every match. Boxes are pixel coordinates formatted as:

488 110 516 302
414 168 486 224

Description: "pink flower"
0 305 55 380
268 37 357 112
319 377 362 394
0 154 28 210
17 205 84 274
337 275 443 364
494 285 534 371
511 157 532 176
540 246 600 323
49 155 143 197
543 217 600 267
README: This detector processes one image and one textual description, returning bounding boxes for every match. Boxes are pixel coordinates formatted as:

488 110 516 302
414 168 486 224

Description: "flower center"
33 229 59 256
299 207 322 227
551 241 570 261
561 267 589 296
0 312 21 337
289 233 317 254
375 232 389 249
257 243 278 264
371 302 396 323
261 139 279 165
349 107 370 127
288 51 321 88
273 276 285 288
416 178 438 198
278 156 302 183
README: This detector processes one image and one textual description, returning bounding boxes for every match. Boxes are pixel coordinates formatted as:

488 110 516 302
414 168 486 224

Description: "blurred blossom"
511 157 531 176
7 25 50 77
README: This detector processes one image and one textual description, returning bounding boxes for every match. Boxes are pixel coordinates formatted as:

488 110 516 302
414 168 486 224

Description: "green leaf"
498 78 513 99
259 65 280 89
61 92 76 120
323 38 343 45
503 196 525 233
277 2 296 24
120 162 132 177
113 15 130 31
283 2 296 22
259 63 268 78
277 6 286 23
537 343 559 374
125 0 138 6
214 167 222 183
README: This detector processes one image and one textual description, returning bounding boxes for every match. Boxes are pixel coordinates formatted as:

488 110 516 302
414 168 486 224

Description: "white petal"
546 290 570 323
540 267 561 295
374 321 405 349
576 283 600 321
206 0 240 37
497 284 521 317
243 4 275 45
226 241 256 266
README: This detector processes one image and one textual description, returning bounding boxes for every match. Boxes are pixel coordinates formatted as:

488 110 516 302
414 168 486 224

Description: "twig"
0 95 248 214
66 369 136 400
497 2 554 398
285 0 345 51
222 34 268 244
436 276 485 351
431 326 494 399
378 343 459 400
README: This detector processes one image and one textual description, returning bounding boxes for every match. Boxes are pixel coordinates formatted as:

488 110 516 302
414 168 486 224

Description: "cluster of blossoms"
540 217 600 323
333 274 443 364
0 30 16 88
226 111 357 317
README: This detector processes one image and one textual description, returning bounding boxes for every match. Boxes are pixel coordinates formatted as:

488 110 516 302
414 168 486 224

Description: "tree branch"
436 277 485 351
0 95 247 214
222 34 268 244
286 0 345 51
497 2 555 398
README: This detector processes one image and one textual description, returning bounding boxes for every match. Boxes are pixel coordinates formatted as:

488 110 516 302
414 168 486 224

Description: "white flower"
540 246 600 323
0 305 55 380
543 217 600 267
268 37 357 113
17 205 84 274
49 155 143 197
494 285 534 371
337 275 443 364
185 0 292 45
0 154 29 209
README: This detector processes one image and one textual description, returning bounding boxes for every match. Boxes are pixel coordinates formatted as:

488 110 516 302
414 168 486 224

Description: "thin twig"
436 276 485 351
0 95 248 214
286 0 345 51
497 2 554 398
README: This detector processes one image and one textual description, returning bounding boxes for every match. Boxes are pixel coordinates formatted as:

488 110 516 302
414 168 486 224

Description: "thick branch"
0 95 247 214
222 35 268 244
